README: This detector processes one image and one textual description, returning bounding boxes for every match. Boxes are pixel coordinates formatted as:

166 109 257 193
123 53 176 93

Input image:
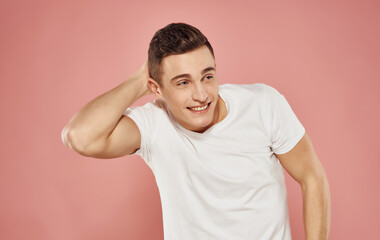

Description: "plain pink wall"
1 0 379 239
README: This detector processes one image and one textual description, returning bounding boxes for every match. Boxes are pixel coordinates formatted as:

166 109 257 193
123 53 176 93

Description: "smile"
187 102 211 113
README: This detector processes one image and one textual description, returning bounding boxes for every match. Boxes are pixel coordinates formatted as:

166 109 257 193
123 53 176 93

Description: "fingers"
142 59 150 70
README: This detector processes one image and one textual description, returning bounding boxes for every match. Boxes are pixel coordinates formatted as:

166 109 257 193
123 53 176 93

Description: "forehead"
161 45 215 81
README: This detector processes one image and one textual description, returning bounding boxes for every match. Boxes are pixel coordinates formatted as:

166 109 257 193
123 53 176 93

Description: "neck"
216 100 220 123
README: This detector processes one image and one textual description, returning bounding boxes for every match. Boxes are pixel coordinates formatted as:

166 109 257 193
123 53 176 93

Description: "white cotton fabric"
123 83 305 240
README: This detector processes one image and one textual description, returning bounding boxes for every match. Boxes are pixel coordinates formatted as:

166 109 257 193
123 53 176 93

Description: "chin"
193 118 213 129
179 109 214 130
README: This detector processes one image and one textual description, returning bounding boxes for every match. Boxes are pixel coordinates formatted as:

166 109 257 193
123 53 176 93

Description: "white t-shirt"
123 83 305 240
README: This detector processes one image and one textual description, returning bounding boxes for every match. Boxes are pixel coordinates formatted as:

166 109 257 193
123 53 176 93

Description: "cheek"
207 87 218 98
167 95 187 110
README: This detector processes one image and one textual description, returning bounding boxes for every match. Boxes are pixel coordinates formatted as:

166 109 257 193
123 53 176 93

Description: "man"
62 22 330 239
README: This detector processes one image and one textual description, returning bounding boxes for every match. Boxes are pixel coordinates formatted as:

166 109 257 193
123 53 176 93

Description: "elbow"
301 173 330 192
61 126 71 148
61 127 105 157
61 126 86 154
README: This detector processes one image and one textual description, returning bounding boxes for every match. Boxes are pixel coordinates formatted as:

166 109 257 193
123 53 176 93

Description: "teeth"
189 104 208 111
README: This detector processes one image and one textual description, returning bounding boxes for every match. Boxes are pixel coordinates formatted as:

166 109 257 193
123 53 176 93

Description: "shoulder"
219 82 280 99
123 99 167 118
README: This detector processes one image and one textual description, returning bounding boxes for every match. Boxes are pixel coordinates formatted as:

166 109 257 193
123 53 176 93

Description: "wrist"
125 74 148 98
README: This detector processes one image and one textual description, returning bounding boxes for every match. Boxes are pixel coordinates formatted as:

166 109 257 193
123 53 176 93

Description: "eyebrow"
170 67 216 82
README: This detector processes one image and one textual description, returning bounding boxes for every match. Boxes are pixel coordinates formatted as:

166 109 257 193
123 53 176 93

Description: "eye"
177 81 188 86
205 75 214 80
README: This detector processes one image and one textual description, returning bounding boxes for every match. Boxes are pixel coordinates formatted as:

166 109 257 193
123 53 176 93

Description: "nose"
192 82 208 102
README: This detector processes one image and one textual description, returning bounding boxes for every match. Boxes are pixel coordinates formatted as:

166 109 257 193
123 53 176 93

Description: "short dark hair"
148 22 215 87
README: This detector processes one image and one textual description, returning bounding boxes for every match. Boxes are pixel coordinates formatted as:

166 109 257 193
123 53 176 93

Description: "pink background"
1 0 379 239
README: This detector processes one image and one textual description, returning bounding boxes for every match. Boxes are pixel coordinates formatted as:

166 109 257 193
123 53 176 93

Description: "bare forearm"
302 178 331 240
63 69 148 151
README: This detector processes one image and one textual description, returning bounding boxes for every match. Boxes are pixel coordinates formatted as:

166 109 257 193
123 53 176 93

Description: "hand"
134 59 155 97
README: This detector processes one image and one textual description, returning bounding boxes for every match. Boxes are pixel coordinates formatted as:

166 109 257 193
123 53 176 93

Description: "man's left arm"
275 132 331 240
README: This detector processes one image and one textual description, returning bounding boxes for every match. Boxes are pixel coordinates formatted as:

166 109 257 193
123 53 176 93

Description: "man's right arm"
61 60 154 158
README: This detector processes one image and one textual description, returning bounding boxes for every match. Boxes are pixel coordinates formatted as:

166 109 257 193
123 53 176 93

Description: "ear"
147 78 164 99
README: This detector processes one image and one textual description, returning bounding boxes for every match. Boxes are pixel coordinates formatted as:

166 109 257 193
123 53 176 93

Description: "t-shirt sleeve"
122 101 161 167
264 85 306 155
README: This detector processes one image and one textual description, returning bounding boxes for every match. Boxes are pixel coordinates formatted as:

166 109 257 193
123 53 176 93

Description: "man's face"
151 45 220 133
